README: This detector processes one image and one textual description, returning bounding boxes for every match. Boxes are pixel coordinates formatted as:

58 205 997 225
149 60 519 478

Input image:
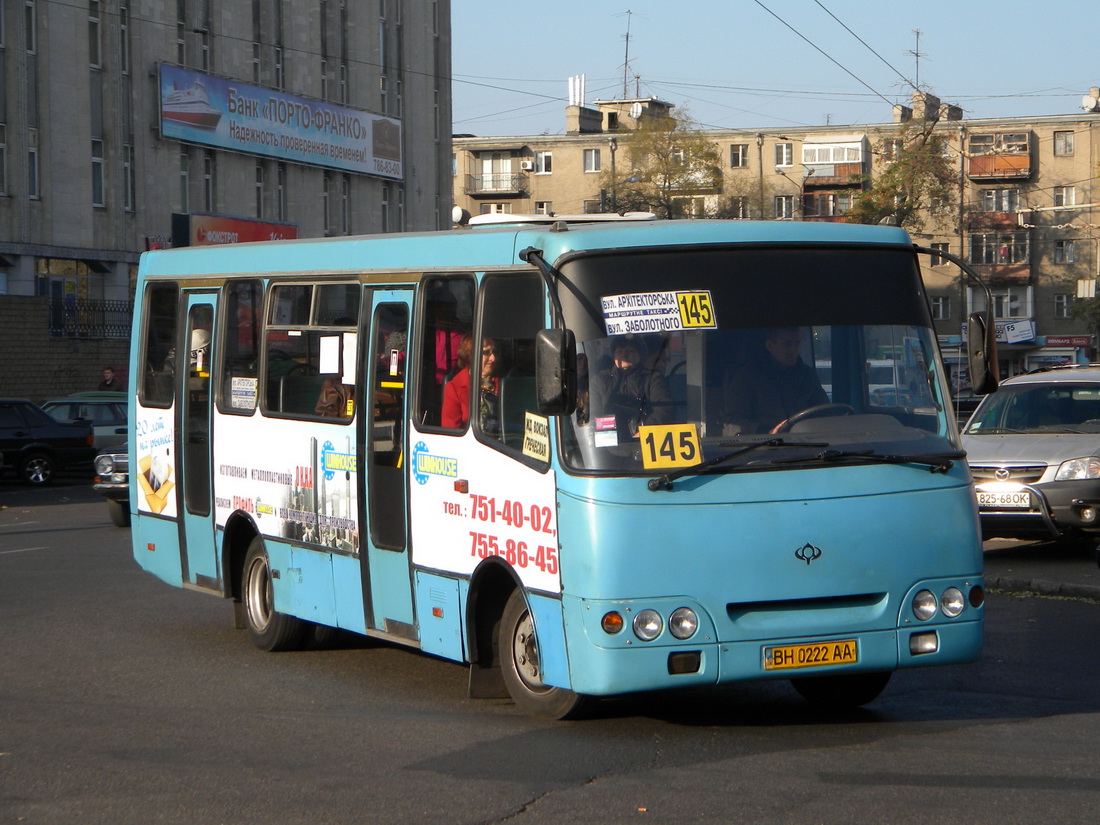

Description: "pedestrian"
98 366 121 391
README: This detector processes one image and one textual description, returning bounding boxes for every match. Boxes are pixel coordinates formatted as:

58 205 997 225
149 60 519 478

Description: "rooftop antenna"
617 10 634 98
905 29 926 90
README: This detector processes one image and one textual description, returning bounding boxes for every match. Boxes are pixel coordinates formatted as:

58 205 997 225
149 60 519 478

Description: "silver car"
962 365 1100 547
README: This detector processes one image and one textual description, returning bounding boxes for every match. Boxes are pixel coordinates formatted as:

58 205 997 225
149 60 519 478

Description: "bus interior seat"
499 374 537 448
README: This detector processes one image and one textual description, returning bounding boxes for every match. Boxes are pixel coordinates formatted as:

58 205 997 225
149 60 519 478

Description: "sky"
451 0 1100 137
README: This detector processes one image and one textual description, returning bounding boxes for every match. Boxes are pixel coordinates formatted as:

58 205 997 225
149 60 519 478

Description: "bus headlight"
940 587 965 617
912 589 938 621
668 608 699 640
633 609 663 641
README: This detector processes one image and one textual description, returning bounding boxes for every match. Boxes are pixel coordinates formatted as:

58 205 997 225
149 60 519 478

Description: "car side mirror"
534 328 577 416
966 311 998 395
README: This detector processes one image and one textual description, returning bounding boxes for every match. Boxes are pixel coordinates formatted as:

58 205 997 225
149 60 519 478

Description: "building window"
1054 240 1075 264
804 192 852 218
341 175 350 234
535 151 552 174
88 0 101 69
255 161 264 217
534 201 552 215
252 42 261 83
883 138 904 162
176 0 186 65
672 197 706 218
729 144 749 168
0 126 8 195
276 163 287 221
969 232 1029 265
28 144 39 199
119 2 131 75
25 0 37 54
930 296 950 321
381 181 390 231
322 173 332 234
1054 293 1071 319
802 144 862 164
980 287 1030 320
179 151 189 212
979 188 1019 212
774 195 794 219
774 142 793 167
968 133 1029 156
1054 131 1075 157
479 202 511 215
582 199 601 214
583 148 601 173
202 153 215 212
930 243 950 265
1053 186 1076 207
122 144 135 212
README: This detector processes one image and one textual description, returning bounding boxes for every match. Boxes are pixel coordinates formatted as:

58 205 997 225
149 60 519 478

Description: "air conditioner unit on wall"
519 160 535 171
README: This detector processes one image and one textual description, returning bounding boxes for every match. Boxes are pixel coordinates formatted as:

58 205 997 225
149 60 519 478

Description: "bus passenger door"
359 290 416 638
176 292 220 589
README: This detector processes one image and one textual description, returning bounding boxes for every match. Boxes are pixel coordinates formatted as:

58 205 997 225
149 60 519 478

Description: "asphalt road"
3 481 1100 824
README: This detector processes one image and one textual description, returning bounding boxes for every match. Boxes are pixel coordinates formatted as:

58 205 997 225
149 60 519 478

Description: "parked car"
94 443 130 527
962 365 1100 548
41 392 128 450
0 398 97 485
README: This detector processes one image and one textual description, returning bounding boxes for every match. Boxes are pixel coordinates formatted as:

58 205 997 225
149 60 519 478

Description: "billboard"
171 213 298 247
159 64 402 179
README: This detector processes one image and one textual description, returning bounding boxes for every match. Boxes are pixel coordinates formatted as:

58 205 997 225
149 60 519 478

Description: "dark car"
41 392 128 450
0 398 97 485
94 443 130 527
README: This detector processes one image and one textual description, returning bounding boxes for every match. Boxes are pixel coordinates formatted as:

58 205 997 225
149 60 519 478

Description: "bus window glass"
416 276 475 430
557 247 954 474
369 302 409 549
478 273 544 453
219 279 262 413
140 282 179 407
265 283 359 420
315 283 360 326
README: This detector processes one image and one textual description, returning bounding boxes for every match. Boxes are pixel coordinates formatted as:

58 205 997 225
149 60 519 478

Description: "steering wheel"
774 403 855 433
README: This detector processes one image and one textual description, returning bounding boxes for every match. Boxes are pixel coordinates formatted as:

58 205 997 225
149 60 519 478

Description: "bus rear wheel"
499 589 590 720
790 670 891 709
242 538 307 652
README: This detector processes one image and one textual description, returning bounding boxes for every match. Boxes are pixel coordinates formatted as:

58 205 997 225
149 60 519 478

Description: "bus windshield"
556 245 957 474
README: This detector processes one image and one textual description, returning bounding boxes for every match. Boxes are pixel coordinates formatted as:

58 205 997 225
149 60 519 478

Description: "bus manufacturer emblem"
795 543 822 565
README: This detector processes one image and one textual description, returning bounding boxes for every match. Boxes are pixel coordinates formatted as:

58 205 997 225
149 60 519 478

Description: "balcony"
970 263 1031 285
967 211 1022 231
802 162 864 186
968 154 1033 180
464 172 529 197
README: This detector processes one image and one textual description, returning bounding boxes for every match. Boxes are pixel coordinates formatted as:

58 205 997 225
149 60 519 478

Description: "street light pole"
609 137 618 213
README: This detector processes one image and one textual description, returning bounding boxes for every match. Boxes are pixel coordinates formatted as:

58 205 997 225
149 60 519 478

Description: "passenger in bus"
315 376 353 418
589 338 672 439
441 334 501 431
721 327 828 435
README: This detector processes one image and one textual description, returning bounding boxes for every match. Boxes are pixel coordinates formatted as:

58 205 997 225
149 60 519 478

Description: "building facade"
0 0 451 398
453 90 1100 388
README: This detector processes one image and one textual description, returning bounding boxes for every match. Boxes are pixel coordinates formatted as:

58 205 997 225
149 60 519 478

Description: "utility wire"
812 0 915 89
752 0 895 107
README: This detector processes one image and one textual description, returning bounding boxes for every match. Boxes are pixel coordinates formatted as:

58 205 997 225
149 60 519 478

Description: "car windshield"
554 245 958 475
964 383 1100 434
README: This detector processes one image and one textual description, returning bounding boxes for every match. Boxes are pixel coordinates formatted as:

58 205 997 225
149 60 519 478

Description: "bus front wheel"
242 538 307 652
790 670 891 708
499 589 590 720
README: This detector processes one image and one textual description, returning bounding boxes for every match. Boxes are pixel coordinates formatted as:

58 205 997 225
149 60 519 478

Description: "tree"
846 118 957 232
599 110 722 219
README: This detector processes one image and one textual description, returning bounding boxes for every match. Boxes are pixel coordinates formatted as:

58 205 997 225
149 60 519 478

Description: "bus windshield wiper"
647 438 829 491
768 448 966 474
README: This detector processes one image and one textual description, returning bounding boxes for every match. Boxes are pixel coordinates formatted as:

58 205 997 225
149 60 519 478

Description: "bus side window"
218 279 262 414
139 282 179 407
415 276 474 430
263 282 359 420
478 273 544 452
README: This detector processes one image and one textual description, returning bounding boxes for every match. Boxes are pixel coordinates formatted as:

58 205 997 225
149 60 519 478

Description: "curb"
986 575 1100 601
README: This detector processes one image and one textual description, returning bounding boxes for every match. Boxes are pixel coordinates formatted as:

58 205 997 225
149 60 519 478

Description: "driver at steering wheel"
721 327 828 435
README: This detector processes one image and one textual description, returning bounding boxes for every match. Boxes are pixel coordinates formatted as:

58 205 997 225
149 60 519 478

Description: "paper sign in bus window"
601 290 717 336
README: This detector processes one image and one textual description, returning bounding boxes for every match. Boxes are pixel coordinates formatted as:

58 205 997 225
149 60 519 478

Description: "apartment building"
453 89 1100 387
0 1 450 397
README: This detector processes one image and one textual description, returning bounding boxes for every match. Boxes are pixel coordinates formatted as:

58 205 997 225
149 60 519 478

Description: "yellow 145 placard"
638 423 703 470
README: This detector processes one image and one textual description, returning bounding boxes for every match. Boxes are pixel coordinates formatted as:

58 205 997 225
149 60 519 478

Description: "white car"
962 365 1100 549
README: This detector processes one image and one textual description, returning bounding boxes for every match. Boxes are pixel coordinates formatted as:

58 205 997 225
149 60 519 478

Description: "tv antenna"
617 10 635 98
905 29 927 90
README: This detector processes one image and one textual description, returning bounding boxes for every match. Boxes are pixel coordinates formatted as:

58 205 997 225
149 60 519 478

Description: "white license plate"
977 491 1032 509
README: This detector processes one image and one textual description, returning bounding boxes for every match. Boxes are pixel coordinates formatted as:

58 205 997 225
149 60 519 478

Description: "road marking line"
0 547 48 555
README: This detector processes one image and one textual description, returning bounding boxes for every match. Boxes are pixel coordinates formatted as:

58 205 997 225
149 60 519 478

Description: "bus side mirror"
966 311 999 395
535 328 577 416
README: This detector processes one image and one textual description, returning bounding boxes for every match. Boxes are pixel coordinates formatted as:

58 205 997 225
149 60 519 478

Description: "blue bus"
127 216 992 718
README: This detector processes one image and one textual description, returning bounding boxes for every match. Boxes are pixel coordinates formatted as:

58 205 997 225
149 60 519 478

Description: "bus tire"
242 538 307 652
499 589 590 720
790 670 891 708
106 498 131 528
